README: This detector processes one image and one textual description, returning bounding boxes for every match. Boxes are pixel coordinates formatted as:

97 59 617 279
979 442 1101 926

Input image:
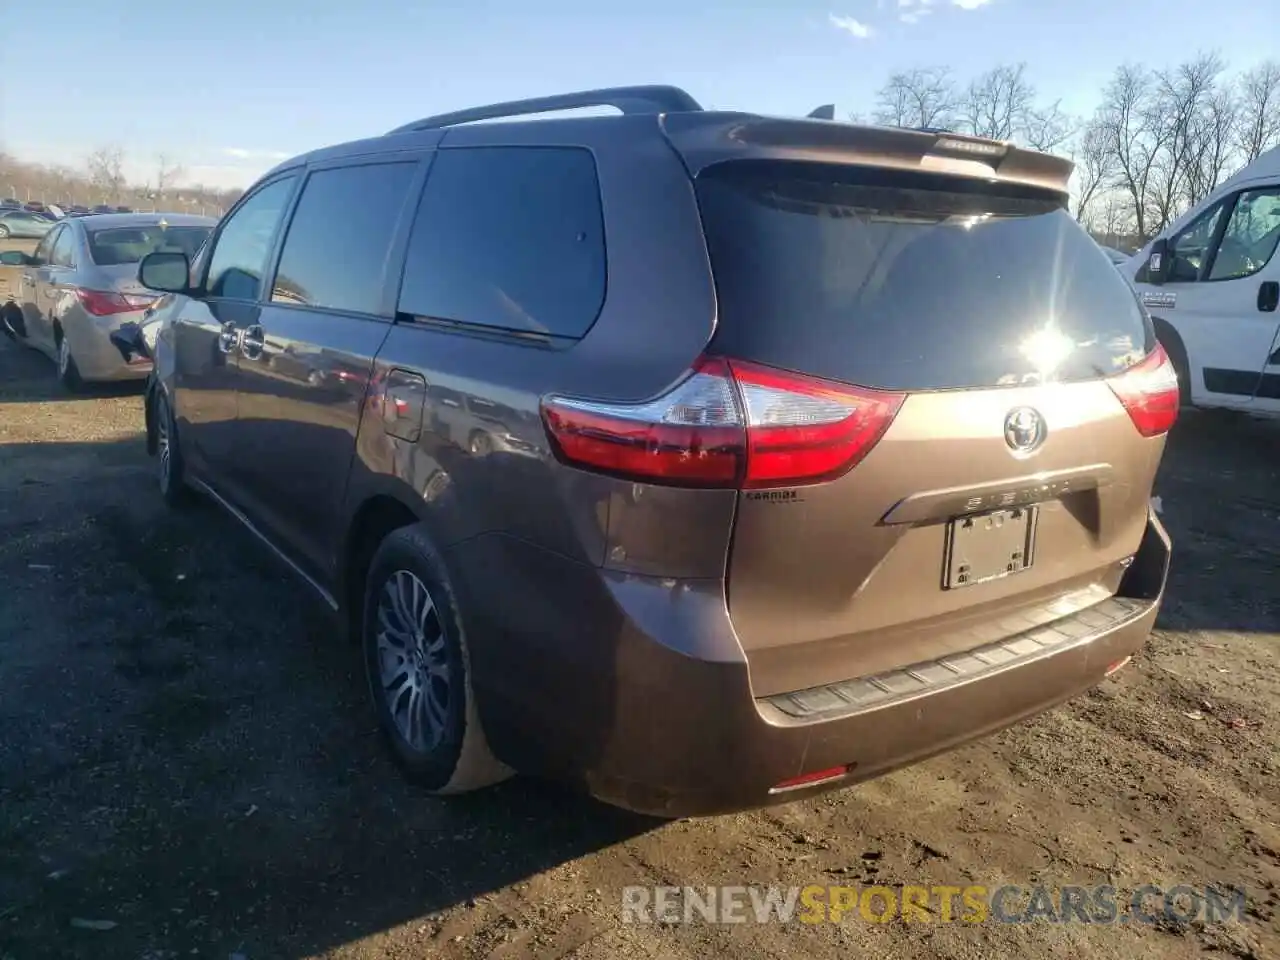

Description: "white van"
1127 144 1280 417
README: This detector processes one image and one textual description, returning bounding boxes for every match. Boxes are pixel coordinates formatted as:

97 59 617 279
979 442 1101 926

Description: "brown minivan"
133 86 1175 817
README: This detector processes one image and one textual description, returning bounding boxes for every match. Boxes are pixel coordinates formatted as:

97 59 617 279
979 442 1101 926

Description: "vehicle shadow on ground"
0 436 657 960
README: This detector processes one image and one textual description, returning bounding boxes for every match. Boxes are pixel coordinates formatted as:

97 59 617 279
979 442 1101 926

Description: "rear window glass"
397 146 606 339
88 224 211 266
696 162 1153 392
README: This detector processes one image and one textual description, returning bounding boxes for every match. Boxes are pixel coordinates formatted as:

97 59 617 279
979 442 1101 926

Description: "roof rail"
387 85 703 135
807 104 836 120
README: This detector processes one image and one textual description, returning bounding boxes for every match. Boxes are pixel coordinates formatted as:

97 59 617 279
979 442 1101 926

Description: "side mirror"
138 250 191 294
1146 238 1169 286
0 250 29 266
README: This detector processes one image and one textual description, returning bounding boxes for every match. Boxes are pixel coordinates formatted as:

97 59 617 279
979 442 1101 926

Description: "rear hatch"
693 158 1176 697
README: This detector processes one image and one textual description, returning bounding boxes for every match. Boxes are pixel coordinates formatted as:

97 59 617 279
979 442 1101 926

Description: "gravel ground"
0 308 1278 960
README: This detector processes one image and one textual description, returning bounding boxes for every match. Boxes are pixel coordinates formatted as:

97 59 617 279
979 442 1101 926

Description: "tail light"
540 357 905 488
1108 344 1179 438
75 289 156 317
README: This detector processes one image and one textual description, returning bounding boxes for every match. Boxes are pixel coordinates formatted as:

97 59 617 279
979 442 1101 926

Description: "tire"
362 524 510 794
0 302 18 340
56 333 83 392
154 389 192 508
0 225 10 239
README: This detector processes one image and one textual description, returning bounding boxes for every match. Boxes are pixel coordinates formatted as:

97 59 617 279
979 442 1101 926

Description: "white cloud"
952 0 993 8
221 147 292 161
899 8 933 22
829 13 874 38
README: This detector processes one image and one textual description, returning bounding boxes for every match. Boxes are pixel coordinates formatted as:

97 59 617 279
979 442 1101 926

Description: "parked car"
0 198 21 210
66 205 91 217
1128 143 1280 417
90 204 116 214
0 213 214 388
115 205 134 214
132 85 1175 818
0 209 56 239
23 200 47 214
1098 244 1130 266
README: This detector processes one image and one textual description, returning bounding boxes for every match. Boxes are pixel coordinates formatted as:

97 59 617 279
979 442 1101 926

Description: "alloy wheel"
374 570 451 752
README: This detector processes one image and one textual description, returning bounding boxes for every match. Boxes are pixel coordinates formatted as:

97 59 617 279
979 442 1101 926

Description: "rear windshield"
88 225 211 266
696 162 1153 392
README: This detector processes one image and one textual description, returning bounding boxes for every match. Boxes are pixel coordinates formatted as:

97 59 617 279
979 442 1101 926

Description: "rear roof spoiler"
659 113 1074 195
387 84 704 134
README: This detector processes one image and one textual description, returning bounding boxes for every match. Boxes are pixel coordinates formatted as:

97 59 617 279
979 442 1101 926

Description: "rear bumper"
457 510 1169 819
63 312 153 382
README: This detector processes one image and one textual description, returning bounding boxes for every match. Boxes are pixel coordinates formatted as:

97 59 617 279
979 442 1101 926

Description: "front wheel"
362 525 511 794
0 225 10 239
154 389 192 508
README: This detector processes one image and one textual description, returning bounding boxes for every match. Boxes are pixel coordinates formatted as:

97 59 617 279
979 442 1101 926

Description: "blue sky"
0 0 1273 190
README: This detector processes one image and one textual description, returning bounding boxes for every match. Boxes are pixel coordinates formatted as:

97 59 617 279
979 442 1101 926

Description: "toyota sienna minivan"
131 85 1175 817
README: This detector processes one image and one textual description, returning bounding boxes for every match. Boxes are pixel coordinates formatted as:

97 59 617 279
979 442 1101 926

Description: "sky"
0 0 1274 191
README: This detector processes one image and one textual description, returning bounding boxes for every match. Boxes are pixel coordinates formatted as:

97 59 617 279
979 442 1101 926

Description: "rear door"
229 156 422 579
695 161 1168 697
169 174 298 495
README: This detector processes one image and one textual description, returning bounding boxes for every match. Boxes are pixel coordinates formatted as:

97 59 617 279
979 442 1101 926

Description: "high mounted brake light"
540 358 906 488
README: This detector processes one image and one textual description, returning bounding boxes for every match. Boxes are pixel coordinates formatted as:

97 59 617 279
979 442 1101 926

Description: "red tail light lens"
75 289 154 317
540 357 905 488
1108 344 1180 438
729 360 905 489
540 358 746 486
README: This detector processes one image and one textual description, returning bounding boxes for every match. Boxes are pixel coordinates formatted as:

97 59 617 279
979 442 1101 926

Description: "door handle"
216 321 240 354
240 324 265 360
1258 281 1279 313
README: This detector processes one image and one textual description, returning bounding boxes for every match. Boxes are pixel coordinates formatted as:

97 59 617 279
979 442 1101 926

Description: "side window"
51 228 76 268
1167 200 1226 283
31 226 58 265
1208 187 1280 282
205 176 297 301
271 161 417 315
397 146 606 338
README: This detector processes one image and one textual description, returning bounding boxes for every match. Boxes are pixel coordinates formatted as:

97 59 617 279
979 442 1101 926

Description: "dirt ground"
1 301 1278 959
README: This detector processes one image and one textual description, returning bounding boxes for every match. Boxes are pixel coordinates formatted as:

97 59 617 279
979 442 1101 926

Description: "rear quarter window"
396 146 606 339
696 162 1154 392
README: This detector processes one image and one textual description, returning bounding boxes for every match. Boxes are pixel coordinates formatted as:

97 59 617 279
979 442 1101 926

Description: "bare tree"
1236 60 1280 162
960 63 1035 141
1096 64 1166 240
154 153 186 198
1072 118 1115 222
873 67 957 129
85 146 126 203
1147 54 1226 231
1023 100 1075 153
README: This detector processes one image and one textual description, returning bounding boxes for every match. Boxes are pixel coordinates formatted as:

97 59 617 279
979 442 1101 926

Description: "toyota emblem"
1004 407 1046 456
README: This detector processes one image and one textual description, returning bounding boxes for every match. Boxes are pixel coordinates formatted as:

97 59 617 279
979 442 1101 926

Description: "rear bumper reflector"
769 764 854 794
1105 656 1132 676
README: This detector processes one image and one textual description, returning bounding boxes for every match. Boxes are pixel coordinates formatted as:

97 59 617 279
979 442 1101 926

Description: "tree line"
864 55 1280 245
0 147 243 217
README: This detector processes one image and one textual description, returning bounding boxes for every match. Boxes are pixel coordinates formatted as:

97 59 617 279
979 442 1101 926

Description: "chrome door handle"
240 324 265 360
217 321 240 354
